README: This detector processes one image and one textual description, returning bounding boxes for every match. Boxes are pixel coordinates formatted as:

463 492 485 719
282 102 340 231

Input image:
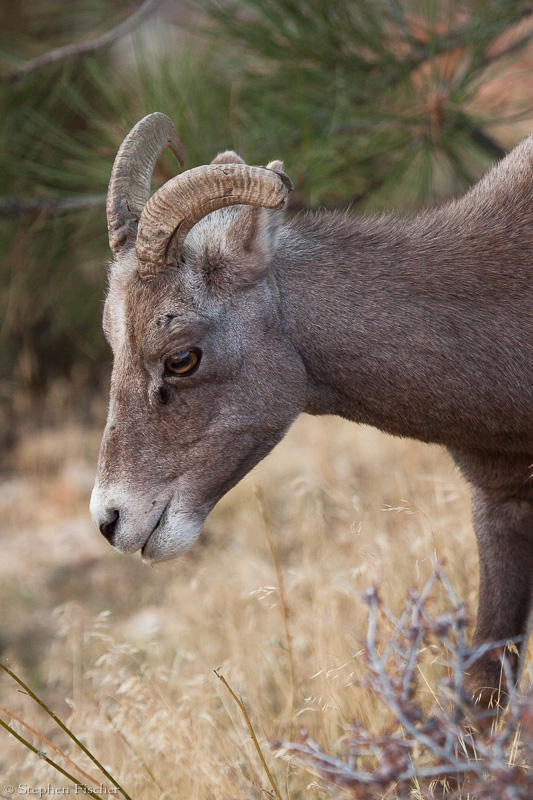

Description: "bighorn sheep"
91 112 533 706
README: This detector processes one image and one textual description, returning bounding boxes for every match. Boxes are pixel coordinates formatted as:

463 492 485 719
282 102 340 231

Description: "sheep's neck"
275 207 533 451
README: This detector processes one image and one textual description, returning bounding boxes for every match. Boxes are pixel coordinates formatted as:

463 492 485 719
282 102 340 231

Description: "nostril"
99 509 120 543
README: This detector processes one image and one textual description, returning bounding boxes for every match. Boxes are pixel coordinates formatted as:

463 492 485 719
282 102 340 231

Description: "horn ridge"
106 112 185 256
135 163 292 275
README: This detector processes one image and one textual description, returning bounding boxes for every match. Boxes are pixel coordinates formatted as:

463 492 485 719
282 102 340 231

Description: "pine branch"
479 20 533 70
0 0 161 84
399 7 533 74
0 195 106 217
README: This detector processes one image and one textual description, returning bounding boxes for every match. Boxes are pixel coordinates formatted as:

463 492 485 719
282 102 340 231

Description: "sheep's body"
91 113 533 707
280 204 533 452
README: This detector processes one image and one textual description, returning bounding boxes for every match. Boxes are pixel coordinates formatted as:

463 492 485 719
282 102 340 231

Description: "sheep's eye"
165 349 201 376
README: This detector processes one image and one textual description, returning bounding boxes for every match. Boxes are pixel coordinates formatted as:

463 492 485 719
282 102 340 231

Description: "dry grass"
0 408 526 797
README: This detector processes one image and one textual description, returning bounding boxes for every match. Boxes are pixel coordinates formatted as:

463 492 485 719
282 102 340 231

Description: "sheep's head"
90 113 306 562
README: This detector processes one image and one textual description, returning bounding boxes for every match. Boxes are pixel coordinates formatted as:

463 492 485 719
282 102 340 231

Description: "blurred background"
2 0 533 795
3 0 533 424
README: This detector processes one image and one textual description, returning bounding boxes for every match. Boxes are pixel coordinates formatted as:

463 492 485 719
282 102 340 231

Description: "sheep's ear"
266 158 285 173
222 204 285 285
221 158 287 285
211 150 245 165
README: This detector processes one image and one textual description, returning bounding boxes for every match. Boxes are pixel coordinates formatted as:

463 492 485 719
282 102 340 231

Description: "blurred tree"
0 0 236 413
207 0 533 207
1 0 533 416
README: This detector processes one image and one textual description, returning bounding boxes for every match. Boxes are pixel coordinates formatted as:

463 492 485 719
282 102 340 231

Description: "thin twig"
0 718 102 799
254 486 297 719
0 704 102 788
214 669 283 800
0 194 106 217
1 0 161 84
105 710 164 792
365 595 450 762
0 663 133 800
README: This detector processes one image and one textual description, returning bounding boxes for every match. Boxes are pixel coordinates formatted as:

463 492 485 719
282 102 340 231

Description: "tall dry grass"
0 408 525 796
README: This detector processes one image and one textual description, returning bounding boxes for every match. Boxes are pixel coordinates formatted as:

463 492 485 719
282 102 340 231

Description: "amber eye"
165 349 201 376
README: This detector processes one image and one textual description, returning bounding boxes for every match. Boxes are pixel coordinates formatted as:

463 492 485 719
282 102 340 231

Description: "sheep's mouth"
140 504 206 563
141 503 169 558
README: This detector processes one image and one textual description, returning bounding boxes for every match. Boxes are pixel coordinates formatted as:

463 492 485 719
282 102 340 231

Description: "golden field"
0 400 522 797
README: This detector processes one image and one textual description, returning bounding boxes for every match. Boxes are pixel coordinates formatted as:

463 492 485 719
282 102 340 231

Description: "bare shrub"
273 566 532 799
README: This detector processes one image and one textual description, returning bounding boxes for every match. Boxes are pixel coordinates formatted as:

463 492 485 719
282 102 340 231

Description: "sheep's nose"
99 509 120 543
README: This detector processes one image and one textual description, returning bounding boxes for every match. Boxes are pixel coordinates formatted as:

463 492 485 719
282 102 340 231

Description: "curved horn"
106 112 185 256
135 163 293 276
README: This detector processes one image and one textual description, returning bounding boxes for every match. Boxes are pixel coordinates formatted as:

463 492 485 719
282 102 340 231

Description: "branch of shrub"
272 567 532 799
0 0 161 84
0 195 106 217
